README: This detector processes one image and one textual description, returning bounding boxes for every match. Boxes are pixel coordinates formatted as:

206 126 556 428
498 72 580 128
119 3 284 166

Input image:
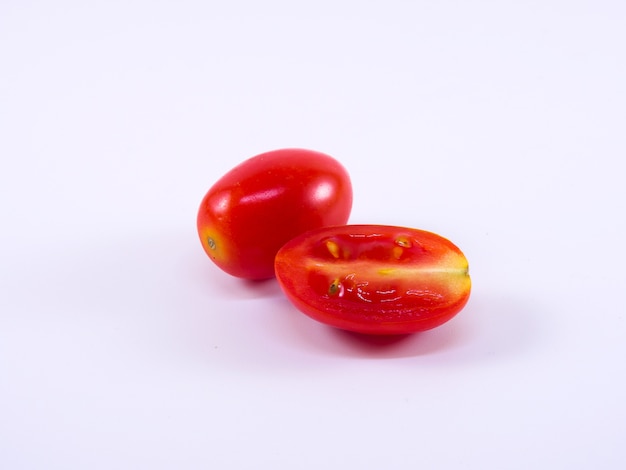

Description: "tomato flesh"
275 225 471 335
197 149 353 279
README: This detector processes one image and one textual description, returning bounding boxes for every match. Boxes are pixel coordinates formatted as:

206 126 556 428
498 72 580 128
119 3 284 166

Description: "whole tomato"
275 225 471 335
197 149 353 280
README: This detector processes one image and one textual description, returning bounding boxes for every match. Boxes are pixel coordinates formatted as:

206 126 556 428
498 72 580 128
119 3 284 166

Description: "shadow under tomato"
240 277 284 298
279 304 468 359
197 267 285 300
321 324 466 358
332 330 416 347
282 291 542 361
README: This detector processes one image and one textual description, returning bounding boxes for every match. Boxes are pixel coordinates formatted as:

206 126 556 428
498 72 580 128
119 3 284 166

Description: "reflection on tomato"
197 149 353 280
275 225 471 335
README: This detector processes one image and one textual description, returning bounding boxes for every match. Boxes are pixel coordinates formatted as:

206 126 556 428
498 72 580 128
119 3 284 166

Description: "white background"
1 0 625 468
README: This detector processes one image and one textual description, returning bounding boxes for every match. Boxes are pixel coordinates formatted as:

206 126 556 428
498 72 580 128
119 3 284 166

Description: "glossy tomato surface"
275 225 471 335
197 149 353 279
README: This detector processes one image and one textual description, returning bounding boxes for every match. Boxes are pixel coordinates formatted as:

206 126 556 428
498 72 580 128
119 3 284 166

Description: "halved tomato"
275 225 471 335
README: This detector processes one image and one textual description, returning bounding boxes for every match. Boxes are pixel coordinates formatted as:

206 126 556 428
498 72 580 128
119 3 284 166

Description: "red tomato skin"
197 149 353 280
275 225 471 335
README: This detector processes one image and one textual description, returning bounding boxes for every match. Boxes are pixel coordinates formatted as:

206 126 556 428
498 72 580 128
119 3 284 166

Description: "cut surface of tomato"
275 225 471 335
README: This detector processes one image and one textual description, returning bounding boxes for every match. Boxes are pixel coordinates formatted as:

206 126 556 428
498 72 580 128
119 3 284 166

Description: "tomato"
275 225 471 335
197 149 353 280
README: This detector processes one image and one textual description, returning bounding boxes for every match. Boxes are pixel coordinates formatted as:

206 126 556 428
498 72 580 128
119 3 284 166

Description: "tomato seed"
328 279 342 296
326 240 340 258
